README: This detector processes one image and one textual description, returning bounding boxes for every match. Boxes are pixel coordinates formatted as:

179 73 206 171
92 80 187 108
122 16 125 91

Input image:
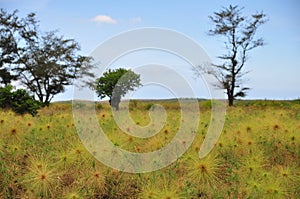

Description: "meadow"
0 100 299 198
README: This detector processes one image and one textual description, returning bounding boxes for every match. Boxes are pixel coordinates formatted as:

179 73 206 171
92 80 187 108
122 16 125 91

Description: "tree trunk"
228 95 234 106
227 87 234 106
110 95 121 110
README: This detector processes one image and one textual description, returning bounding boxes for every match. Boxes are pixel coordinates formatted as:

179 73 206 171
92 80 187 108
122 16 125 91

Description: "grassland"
0 100 299 198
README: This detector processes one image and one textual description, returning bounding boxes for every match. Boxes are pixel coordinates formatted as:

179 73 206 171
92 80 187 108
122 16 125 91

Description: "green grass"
0 100 299 198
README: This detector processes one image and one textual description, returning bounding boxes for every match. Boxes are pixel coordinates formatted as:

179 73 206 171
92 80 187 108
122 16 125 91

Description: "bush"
145 103 154 111
0 85 41 116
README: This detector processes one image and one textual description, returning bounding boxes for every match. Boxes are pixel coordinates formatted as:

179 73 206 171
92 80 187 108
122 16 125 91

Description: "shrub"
145 103 154 111
0 85 41 116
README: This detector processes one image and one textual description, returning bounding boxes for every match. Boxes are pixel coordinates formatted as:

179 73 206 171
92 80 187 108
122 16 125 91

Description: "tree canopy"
0 9 94 105
95 68 141 110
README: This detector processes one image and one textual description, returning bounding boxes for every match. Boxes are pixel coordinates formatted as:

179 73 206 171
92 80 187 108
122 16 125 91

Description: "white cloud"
91 15 117 24
130 17 142 24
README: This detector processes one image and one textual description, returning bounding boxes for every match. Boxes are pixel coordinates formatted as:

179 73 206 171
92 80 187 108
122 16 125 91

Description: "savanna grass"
0 100 299 198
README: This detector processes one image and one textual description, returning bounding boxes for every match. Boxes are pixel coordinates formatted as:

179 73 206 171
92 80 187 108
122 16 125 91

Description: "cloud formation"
92 15 117 24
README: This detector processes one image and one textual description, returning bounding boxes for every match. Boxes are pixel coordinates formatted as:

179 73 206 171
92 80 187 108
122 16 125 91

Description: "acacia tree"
206 5 267 106
0 9 94 105
95 68 141 110
16 31 94 105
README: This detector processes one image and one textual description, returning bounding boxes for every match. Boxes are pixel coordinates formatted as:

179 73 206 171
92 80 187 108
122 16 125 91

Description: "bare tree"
206 5 267 106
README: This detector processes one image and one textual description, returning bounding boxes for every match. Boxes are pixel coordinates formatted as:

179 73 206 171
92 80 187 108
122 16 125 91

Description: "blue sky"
1 0 300 100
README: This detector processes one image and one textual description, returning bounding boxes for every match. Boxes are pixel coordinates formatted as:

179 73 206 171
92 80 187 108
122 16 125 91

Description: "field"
0 100 299 198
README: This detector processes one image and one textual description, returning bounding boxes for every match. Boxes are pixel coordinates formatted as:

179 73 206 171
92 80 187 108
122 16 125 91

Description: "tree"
95 68 142 110
0 9 94 105
206 5 267 106
16 30 94 106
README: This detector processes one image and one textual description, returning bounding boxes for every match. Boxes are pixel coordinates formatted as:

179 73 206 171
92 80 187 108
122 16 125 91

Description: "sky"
1 0 300 100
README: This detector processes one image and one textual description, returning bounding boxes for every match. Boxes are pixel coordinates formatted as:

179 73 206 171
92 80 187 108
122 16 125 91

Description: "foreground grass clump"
0 100 299 198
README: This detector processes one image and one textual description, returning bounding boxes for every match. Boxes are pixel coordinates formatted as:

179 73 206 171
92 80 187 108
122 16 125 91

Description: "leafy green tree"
0 85 41 116
0 9 94 105
205 5 267 106
95 68 141 110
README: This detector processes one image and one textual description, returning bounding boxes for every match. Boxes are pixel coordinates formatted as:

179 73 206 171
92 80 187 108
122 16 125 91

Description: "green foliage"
0 68 17 85
0 9 20 85
0 84 11 108
0 85 40 116
95 68 141 110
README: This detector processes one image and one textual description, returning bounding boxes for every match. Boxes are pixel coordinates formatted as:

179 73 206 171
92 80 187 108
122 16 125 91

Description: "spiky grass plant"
239 150 267 178
63 191 83 199
139 187 158 199
244 178 263 198
262 180 288 199
139 177 184 199
23 155 59 197
4 127 23 144
70 142 91 163
187 153 224 188
274 165 300 196
55 150 77 170
84 166 107 196
61 186 85 199
276 165 300 185
154 176 186 199
154 189 184 199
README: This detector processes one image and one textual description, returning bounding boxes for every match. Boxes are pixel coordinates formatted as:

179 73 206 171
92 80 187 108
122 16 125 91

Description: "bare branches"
204 5 267 106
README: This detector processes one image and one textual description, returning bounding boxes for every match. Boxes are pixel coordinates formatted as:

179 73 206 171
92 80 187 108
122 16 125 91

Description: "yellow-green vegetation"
0 100 299 198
